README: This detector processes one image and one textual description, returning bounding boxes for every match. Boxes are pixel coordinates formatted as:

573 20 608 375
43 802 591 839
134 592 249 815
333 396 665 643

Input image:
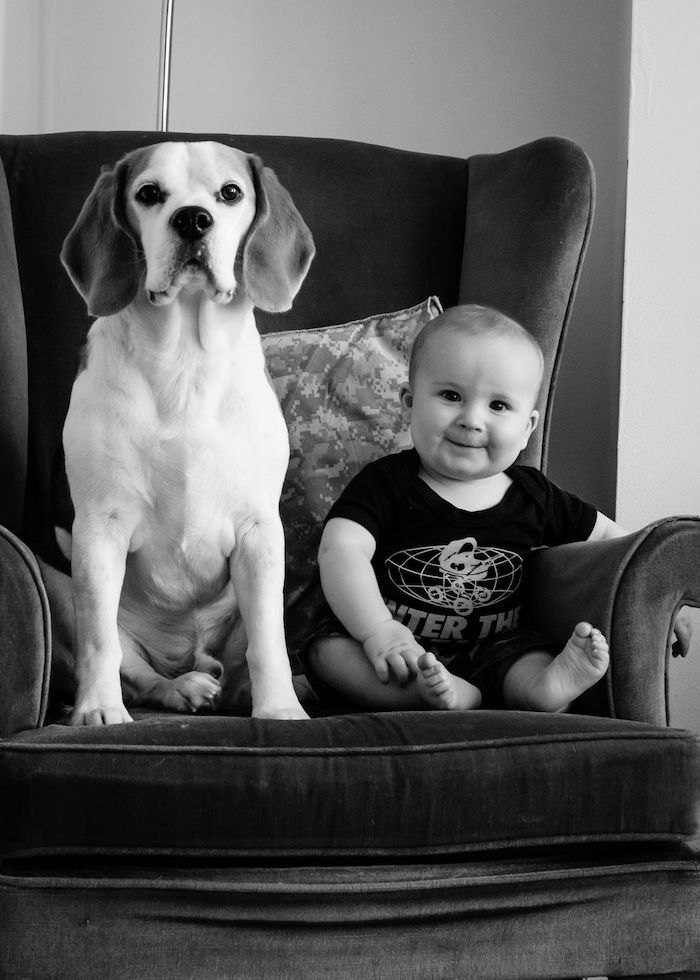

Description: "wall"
0 0 43 131
0 0 631 518
0 0 160 133
619 0 700 732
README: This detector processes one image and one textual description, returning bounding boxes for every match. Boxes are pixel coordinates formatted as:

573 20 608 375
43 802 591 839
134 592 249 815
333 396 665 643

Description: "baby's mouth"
447 438 485 449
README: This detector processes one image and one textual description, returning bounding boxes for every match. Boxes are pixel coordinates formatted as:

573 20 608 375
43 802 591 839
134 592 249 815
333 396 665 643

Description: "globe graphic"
385 538 522 616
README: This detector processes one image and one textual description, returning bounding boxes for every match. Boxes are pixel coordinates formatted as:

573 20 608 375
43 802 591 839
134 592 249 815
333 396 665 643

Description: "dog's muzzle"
147 206 236 307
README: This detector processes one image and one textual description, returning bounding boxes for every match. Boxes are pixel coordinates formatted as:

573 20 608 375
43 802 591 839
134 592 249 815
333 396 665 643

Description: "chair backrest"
0 131 593 559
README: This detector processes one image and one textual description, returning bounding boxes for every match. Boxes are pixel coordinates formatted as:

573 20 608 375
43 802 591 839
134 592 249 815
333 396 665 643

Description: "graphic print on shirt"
385 535 522 617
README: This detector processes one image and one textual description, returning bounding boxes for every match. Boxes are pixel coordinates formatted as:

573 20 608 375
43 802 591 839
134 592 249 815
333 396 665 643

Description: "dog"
59 140 314 725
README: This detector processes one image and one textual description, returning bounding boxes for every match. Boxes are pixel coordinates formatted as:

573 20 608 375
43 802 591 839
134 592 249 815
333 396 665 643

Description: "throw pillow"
262 296 443 660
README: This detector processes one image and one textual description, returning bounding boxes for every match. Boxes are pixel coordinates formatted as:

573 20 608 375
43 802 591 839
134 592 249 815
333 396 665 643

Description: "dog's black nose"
170 206 214 242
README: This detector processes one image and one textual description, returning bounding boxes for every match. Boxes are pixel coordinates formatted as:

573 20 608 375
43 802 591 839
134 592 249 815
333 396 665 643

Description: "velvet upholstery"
2 712 697 859
0 160 27 537
526 518 700 725
1 847 698 980
0 131 698 980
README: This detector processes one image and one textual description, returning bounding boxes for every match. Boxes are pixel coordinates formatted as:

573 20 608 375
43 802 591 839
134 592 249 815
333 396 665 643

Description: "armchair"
0 131 698 980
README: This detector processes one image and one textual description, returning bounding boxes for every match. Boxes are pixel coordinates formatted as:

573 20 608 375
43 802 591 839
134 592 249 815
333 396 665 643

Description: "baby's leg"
416 652 482 710
502 622 609 712
305 638 482 711
305 635 428 709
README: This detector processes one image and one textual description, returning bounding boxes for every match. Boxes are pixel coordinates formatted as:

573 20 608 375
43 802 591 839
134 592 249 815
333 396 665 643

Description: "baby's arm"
318 517 425 683
587 511 627 541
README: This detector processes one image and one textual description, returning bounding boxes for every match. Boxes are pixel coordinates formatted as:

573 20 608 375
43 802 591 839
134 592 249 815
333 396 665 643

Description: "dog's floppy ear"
61 157 143 317
242 156 315 312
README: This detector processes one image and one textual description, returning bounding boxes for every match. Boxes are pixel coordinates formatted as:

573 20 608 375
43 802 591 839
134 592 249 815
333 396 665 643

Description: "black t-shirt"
325 449 597 649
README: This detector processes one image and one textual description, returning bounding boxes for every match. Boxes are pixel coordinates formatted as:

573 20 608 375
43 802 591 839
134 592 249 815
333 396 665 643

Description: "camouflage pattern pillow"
262 296 443 660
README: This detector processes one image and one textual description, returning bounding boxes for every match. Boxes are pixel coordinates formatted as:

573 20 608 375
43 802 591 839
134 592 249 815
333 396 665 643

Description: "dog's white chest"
146 398 282 539
135 368 287 593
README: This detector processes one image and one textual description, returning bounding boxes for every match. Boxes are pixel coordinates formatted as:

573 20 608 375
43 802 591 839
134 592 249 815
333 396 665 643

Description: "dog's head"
61 141 315 317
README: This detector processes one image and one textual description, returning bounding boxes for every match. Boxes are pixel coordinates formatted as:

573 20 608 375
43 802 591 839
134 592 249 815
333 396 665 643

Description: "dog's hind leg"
193 651 224 680
119 632 222 713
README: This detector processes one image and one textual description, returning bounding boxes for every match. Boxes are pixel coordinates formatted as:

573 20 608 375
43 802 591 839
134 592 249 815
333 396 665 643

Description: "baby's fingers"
403 643 426 676
370 655 390 684
387 652 412 685
371 651 409 685
671 606 693 657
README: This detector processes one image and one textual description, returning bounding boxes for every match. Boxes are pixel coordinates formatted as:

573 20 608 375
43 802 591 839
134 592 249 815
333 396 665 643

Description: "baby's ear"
522 409 540 448
399 383 413 418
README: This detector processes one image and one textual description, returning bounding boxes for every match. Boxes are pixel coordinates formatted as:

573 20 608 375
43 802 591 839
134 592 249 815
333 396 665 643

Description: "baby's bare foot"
537 622 609 711
416 652 481 710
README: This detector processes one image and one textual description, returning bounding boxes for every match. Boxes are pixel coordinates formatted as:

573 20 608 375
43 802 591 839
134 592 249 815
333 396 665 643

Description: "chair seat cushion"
1 711 697 860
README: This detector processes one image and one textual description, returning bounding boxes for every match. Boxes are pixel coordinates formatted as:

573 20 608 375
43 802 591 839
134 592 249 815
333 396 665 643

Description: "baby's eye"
490 400 511 412
439 389 461 402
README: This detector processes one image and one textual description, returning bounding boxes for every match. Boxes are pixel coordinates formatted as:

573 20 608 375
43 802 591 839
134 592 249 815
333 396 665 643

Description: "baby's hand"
362 621 426 685
672 605 693 658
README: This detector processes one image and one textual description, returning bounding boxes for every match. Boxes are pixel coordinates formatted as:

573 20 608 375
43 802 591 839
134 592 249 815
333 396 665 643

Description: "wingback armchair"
0 131 698 980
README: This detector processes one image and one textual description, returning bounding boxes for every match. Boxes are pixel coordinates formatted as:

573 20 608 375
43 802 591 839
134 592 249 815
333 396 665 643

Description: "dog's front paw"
70 702 133 726
164 671 222 714
252 699 310 721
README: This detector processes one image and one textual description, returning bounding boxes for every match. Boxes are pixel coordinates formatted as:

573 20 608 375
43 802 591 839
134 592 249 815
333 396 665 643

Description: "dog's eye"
135 183 164 206
220 183 243 203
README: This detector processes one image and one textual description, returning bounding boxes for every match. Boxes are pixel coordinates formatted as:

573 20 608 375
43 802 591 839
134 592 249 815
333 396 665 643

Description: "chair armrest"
0 525 51 735
524 517 700 725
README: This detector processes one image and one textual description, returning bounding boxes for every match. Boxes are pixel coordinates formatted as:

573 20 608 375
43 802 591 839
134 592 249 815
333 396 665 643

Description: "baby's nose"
457 404 484 429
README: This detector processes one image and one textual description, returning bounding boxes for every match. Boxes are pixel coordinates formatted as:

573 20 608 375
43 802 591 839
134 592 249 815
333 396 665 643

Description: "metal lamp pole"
157 0 175 131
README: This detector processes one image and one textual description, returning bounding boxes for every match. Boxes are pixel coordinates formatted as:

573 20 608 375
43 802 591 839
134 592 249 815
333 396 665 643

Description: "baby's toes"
417 651 438 672
589 632 609 663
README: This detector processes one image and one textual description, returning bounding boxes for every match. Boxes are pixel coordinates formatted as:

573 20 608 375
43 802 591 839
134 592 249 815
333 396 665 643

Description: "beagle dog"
59 141 314 725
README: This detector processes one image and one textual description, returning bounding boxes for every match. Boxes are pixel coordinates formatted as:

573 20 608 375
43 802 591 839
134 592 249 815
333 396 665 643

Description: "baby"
303 304 627 712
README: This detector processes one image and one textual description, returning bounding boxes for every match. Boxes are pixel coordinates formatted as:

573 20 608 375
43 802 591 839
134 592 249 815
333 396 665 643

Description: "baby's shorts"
450 628 558 707
301 615 557 709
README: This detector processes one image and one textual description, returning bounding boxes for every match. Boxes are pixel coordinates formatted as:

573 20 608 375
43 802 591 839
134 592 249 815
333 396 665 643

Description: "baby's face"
400 329 540 487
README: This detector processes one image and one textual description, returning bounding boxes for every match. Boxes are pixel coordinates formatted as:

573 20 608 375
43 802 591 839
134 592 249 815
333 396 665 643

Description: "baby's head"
408 304 544 402
401 305 544 485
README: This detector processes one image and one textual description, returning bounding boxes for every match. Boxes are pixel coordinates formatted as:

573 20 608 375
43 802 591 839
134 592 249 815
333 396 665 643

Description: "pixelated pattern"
262 296 443 658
